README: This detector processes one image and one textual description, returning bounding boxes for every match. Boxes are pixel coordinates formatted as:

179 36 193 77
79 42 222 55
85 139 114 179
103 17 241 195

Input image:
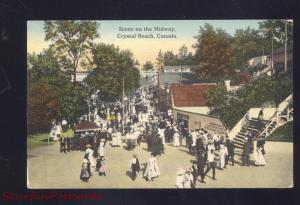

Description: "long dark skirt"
80 167 91 182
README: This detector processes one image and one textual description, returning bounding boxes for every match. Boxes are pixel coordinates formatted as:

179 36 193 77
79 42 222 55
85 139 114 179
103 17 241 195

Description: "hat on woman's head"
86 144 91 148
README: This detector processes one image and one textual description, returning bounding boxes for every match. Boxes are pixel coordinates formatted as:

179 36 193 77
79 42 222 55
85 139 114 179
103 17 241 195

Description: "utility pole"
157 71 160 111
271 27 274 75
284 19 288 72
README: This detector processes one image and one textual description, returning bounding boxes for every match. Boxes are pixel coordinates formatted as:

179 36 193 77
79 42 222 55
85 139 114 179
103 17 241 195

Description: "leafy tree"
258 20 293 53
178 45 188 59
156 50 164 71
84 43 140 102
27 48 89 126
44 20 99 83
163 51 177 66
232 27 263 70
28 80 59 134
143 61 154 71
193 23 235 80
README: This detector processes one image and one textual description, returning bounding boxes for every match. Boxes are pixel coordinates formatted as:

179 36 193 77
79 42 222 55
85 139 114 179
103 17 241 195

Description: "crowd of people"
53 86 267 187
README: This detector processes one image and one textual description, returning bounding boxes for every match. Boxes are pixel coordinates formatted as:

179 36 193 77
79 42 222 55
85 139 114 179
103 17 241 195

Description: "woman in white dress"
173 131 181 147
144 153 160 181
219 144 228 169
116 130 122 147
176 168 185 188
111 129 118 147
183 168 194 188
254 145 267 166
85 144 95 175
99 139 105 158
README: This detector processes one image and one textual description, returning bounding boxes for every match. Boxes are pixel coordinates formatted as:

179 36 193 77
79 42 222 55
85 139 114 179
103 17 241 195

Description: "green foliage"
232 27 263 70
258 20 293 53
143 61 154 71
193 23 236 80
85 43 140 102
27 48 89 133
161 46 196 66
206 76 293 129
156 50 163 71
44 20 99 83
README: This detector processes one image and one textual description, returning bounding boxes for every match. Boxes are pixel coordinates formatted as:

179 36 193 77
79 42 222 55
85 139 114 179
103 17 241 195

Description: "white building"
163 65 192 73
71 71 89 84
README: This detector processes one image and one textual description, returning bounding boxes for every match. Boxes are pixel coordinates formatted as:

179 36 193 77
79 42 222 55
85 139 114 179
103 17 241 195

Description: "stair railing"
257 94 293 138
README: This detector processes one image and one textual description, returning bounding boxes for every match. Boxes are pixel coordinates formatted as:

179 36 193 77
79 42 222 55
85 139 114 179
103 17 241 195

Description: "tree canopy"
193 23 236 80
84 43 140 102
143 61 154 71
27 48 89 133
44 20 99 83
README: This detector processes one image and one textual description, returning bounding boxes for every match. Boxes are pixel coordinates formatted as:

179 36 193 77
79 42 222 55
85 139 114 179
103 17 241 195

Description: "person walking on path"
242 137 251 166
226 138 235 166
129 154 140 181
80 158 91 182
144 153 160 181
204 148 217 180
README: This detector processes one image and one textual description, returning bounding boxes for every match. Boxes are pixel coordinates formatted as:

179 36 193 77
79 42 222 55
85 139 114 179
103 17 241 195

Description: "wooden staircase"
233 118 269 149
232 94 293 149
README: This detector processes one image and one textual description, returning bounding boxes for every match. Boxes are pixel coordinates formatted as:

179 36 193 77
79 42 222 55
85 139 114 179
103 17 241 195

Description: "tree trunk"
73 67 76 85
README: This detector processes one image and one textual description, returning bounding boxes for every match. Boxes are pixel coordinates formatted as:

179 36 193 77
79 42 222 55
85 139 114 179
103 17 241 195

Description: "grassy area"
27 133 57 150
27 129 75 150
267 121 293 142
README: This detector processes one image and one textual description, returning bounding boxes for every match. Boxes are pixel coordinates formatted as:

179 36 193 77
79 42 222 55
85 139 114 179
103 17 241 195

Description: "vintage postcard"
27 20 293 188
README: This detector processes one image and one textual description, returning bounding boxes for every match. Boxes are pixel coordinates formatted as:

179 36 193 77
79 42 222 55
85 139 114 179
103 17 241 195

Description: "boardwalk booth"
73 121 101 150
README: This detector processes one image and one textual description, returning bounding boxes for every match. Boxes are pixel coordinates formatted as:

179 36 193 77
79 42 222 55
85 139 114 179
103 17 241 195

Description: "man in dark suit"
66 137 71 152
60 137 67 153
226 138 235 166
242 137 250 166
197 149 207 183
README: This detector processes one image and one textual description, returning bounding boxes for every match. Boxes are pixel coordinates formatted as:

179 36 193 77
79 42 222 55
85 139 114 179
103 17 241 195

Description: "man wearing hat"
242 137 251 166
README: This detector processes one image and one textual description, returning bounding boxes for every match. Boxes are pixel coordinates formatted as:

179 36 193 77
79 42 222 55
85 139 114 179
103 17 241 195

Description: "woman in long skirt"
111 129 118 147
144 153 160 181
254 146 267 166
173 131 181 147
80 158 91 182
219 144 228 169
85 144 95 175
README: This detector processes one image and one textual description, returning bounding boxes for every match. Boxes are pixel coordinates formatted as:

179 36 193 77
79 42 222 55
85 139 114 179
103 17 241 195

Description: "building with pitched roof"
170 83 228 133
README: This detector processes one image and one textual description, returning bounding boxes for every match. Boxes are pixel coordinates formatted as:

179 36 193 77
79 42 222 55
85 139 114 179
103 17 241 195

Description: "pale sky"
27 20 261 67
